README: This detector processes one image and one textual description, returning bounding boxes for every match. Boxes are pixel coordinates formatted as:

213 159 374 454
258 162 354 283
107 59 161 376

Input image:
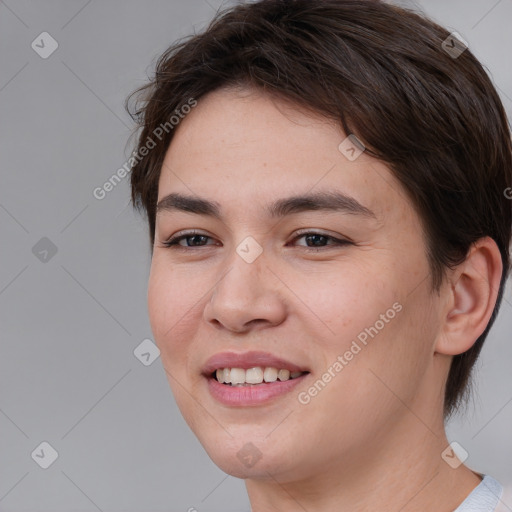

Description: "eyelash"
159 230 352 252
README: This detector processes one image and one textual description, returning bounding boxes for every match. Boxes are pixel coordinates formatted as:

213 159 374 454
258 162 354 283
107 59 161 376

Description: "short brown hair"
126 0 512 419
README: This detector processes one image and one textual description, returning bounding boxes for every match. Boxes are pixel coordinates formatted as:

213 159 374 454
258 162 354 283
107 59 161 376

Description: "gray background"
0 0 511 511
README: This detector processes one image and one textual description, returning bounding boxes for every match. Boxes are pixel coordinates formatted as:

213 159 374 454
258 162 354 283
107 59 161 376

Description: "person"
125 0 512 510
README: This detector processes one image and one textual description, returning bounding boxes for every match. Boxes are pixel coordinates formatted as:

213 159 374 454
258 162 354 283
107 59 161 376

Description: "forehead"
157 86 411 226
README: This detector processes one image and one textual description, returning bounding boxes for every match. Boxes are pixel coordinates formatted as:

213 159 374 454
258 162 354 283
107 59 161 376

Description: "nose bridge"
204 243 287 331
214 243 266 306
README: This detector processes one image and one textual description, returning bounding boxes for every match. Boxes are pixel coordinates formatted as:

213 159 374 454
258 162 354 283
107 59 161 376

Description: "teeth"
214 367 306 385
230 368 246 385
277 369 290 381
263 367 278 382
246 367 264 384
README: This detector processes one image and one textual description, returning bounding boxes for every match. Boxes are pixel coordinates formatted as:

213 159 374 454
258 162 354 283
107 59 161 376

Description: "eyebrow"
156 191 376 220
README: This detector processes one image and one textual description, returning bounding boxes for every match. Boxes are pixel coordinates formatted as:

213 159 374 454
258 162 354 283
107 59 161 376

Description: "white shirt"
454 475 504 512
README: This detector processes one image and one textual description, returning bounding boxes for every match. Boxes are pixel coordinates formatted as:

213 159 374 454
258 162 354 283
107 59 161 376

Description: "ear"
435 237 503 356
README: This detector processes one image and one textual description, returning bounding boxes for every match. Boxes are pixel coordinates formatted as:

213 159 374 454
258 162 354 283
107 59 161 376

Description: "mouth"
202 351 310 406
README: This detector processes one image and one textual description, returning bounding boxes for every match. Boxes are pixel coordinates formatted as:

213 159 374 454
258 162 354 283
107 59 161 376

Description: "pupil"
190 235 207 246
307 234 326 246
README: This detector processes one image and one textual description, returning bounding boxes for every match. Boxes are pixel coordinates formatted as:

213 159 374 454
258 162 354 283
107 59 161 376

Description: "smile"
202 351 310 406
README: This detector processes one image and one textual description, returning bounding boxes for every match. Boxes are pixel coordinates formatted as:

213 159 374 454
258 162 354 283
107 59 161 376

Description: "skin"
147 86 502 511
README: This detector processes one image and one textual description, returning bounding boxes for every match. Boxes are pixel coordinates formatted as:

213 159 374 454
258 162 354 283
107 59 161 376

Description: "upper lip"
202 351 309 375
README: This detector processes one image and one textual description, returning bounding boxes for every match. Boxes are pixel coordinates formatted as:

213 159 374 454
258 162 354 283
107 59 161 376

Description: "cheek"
147 261 202 366
292 263 401 351
303 287 436 423
292 265 432 407
147 261 207 422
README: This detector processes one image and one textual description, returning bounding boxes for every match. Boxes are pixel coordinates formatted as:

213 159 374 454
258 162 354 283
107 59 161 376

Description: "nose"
203 253 288 333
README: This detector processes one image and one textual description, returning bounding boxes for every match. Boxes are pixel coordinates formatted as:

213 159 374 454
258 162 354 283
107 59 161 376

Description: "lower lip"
206 374 308 406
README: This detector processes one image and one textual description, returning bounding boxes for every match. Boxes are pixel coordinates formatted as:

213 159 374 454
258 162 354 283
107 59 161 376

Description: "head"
126 0 511 481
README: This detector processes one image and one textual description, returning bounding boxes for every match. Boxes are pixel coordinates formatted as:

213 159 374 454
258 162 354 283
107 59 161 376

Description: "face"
148 86 445 483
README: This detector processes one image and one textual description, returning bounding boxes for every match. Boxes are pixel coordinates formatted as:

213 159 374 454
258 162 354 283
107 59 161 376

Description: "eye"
160 230 218 249
290 231 352 251
159 229 352 252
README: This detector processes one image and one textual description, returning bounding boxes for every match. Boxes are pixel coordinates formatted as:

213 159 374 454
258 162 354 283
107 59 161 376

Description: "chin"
198 430 309 482
206 447 286 480
190 425 281 474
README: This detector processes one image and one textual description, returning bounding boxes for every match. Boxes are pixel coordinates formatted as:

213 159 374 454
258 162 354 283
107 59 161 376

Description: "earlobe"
435 237 503 356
